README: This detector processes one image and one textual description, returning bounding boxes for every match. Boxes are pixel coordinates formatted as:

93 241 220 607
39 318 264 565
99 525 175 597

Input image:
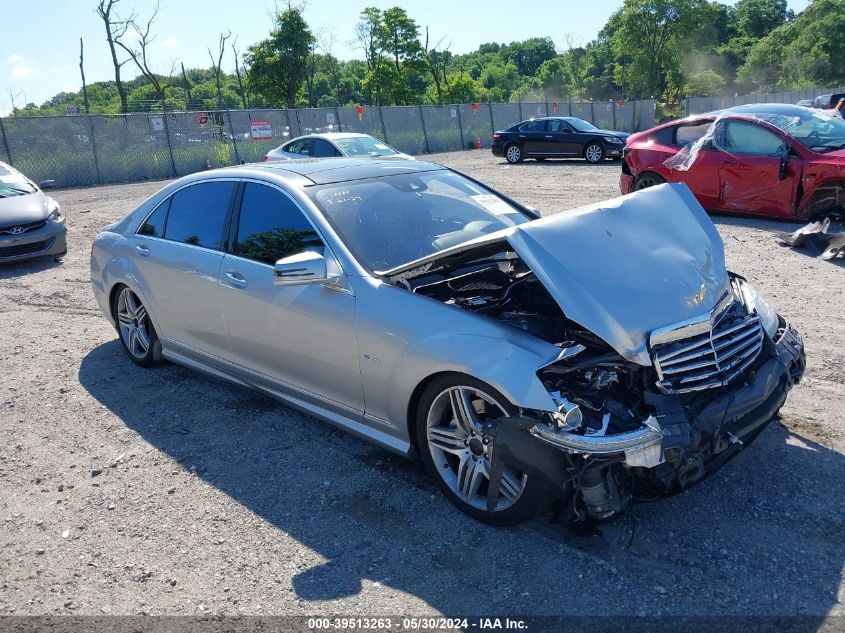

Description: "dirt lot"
1 151 844 619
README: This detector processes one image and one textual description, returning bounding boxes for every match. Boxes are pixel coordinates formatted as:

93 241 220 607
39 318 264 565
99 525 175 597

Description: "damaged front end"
386 184 806 522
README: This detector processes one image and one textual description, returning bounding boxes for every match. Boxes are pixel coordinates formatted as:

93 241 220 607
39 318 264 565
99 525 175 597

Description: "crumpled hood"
507 183 728 366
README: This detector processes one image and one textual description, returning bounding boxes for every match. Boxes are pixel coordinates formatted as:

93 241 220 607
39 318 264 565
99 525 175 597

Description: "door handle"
135 244 150 257
545 135 553 138
224 271 248 288
519 134 526 138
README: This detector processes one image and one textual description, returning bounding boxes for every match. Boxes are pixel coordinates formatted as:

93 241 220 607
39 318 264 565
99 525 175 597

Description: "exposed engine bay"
387 243 806 523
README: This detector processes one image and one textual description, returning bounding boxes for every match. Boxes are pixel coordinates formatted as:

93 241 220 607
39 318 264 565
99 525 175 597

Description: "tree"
734 0 791 39
246 6 314 107
79 38 90 114
208 31 231 109
684 69 726 95
95 0 132 112
114 2 176 107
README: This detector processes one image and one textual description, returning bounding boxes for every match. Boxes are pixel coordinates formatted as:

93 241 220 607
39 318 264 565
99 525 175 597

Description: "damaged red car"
621 104 845 220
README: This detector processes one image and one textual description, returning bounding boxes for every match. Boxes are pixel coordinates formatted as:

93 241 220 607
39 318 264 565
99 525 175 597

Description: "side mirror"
38 179 56 189
273 250 340 286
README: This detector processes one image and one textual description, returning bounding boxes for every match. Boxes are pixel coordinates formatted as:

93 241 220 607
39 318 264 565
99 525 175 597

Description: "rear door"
132 180 237 365
670 121 721 209
218 181 364 413
518 120 548 155
715 120 801 217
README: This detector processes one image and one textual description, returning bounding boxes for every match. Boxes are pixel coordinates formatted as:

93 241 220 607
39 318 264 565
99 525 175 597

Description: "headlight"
603 136 623 144
47 198 64 223
739 281 778 337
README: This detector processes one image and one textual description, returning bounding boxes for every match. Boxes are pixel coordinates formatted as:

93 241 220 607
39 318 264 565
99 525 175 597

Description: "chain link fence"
686 85 845 115
0 99 657 189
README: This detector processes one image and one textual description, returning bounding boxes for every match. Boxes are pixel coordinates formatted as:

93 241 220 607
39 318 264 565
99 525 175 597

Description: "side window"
163 181 236 250
313 139 342 157
285 139 312 155
234 183 324 265
138 199 170 237
519 120 546 133
548 120 568 133
721 121 788 156
675 122 711 146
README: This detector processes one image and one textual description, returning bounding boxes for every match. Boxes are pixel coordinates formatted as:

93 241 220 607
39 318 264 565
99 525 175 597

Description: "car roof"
714 103 812 117
229 157 442 185
289 132 373 141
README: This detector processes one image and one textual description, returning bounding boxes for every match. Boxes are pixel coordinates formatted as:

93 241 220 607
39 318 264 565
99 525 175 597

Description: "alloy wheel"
116 288 151 360
635 174 664 190
505 145 522 164
425 386 527 511
585 143 604 163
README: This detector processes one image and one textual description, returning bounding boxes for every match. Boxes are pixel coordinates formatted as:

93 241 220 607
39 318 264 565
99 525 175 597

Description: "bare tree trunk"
97 0 130 113
232 43 248 109
79 38 90 114
180 62 193 108
208 31 231 110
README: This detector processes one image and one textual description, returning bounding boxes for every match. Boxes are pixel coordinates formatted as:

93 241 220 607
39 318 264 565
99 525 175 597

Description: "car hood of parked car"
386 183 728 366
0 179 50 224
590 129 630 138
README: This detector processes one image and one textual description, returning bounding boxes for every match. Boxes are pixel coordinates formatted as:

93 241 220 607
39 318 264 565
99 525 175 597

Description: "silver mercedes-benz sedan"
91 158 805 525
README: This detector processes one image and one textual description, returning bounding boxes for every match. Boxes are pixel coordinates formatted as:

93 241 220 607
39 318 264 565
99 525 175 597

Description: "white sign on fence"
250 120 272 140
326 112 335 124
149 116 164 131
66 105 78 116
450 107 457 118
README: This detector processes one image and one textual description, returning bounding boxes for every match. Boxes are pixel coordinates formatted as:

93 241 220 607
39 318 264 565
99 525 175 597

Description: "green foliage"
13 0 844 118
245 7 314 107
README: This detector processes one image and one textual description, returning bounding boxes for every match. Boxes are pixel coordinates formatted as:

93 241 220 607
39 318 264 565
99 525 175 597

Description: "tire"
634 172 666 190
112 285 162 368
584 142 605 163
504 144 523 164
415 373 549 526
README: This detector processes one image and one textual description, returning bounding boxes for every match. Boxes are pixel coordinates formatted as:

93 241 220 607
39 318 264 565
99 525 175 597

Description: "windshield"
0 180 37 198
755 111 845 153
334 136 399 157
568 118 598 132
309 170 531 272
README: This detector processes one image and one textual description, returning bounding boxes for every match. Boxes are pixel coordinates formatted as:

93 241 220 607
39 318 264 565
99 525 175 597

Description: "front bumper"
0 221 67 263
620 173 634 194
487 320 805 518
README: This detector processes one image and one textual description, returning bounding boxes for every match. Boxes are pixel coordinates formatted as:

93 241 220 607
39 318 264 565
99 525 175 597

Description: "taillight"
492 134 500 141
262 155 269 161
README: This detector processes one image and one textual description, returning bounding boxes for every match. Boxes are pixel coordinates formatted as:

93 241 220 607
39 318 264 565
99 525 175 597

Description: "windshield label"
471 194 518 216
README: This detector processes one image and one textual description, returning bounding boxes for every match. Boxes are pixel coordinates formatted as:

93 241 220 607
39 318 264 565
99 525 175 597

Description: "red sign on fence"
356 105 364 121
250 120 272 141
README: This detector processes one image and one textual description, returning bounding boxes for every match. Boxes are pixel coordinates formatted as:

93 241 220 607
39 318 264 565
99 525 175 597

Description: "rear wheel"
634 172 666 190
584 142 605 163
505 144 523 164
113 286 162 367
416 374 548 526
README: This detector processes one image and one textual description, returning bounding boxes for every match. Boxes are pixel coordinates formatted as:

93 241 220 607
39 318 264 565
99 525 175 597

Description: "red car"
621 104 845 220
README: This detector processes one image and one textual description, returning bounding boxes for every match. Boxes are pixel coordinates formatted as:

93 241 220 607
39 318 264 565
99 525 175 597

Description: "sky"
0 0 812 114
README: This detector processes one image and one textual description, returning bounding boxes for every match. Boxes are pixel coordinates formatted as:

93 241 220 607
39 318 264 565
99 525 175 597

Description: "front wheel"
504 144 523 164
416 374 548 526
584 142 605 163
113 286 162 367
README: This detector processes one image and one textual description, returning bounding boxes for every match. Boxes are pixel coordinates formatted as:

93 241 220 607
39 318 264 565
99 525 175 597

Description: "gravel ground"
1 151 844 619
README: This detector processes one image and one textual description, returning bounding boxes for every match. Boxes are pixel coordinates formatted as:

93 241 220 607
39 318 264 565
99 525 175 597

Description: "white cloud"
161 37 178 48
8 53 25 63
12 65 31 79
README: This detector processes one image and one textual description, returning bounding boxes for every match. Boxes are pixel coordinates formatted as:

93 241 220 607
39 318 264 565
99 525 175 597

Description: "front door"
546 120 580 156
218 181 364 414
716 120 801 217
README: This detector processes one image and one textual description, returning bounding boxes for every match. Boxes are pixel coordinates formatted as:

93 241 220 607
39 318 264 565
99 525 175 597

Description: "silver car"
0 161 67 263
91 158 805 525
263 132 411 162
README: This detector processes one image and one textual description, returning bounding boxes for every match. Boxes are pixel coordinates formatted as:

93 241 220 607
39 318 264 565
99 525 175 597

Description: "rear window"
675 123 711 146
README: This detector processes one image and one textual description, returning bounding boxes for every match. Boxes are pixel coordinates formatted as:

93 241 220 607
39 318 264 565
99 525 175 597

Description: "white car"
263 132 412 162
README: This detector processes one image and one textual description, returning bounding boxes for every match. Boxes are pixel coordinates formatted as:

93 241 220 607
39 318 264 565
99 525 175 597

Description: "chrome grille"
652 302 764 394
